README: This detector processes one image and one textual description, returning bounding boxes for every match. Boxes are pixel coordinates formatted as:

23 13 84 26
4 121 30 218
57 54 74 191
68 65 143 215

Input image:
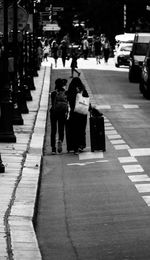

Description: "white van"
129 33 150 82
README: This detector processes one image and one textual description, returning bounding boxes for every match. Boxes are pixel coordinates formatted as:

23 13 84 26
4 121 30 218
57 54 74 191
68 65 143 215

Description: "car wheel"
115 63 119 68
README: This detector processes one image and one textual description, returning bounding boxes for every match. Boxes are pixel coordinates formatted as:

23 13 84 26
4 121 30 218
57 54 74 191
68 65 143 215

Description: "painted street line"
128 175 150 182
123 104 139 109
110 139 125 145
105 126 115 130
105 123 112 126
96 105 111 109
105 130 118 135
118 157 138 163
142 196 150 206
79 151 103 160
122 164 144 173
107 134 122 139
128 148 150 157
67 162 95 166
67 160 107 166
135 183 150 193
104 118 110 122
114 144 130 150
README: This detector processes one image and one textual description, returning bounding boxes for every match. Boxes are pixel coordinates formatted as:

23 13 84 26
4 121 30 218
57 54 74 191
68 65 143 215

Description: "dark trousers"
70 112 87 151
50 111 66 149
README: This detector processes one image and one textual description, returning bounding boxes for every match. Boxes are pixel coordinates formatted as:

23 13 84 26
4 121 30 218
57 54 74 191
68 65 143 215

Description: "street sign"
52 7 64 11
43 23 60 31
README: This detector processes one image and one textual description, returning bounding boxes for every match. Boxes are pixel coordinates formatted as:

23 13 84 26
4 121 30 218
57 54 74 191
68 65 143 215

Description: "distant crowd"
36 33 112 69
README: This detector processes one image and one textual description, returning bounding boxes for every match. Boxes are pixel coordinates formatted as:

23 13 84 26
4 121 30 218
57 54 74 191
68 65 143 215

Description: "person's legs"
74 68 80 77
57 114 66 153
50 113 57 153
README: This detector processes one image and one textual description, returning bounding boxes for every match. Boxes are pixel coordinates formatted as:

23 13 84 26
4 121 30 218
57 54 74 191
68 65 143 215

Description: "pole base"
0 101 16 142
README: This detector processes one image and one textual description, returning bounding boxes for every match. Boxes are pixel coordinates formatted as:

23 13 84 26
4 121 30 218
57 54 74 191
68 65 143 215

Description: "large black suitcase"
90 112 106 152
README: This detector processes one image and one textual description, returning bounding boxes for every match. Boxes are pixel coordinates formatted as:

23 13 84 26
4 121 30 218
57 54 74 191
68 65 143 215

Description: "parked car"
114 43 133 67
129 33 150 82
139 42 150 99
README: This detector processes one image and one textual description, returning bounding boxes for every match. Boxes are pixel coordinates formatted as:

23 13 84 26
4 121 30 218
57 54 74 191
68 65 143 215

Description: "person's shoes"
74 150 79 155
57 140 62 153
78 147 84 153
51 148 56 155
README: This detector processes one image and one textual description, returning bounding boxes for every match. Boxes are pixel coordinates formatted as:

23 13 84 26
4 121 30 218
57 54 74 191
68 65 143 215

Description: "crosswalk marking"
135 184 150 193
110 139 125 144
128 175 150 182
122 164 144 173
118 157 137 163
129 148 150 157
114 144 130 150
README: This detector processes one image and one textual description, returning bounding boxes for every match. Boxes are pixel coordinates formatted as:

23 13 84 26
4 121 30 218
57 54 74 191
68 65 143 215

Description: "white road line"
122 164 144 173
107 134 122 139
105 130 118 135
105 126 115 130
105 123 112 126
135 184 150 193
110 139 125 145
128 148 150 157
123 104 139 109
142 196 150 206
114 144 130 150
96 105 111 109
128 175 150 182
118 157 137 163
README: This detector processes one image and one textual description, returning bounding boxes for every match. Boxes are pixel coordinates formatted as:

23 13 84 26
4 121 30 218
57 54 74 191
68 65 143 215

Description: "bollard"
0 153 5 173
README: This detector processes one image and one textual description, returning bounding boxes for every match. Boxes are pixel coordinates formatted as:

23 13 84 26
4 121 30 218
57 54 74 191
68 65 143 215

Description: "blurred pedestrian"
82 36 89 60
70 50 80 78
43 40 50 61
60 40 68 67
67 77 89 154
50 78 68 154
51 40 59 67
103 37 111 63
94 36 102 64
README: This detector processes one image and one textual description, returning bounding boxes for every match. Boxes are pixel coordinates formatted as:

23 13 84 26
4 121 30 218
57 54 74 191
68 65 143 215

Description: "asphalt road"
35 60 150 260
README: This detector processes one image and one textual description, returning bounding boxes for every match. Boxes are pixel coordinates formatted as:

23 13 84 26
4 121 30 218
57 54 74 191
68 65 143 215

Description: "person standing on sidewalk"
50 78 68 154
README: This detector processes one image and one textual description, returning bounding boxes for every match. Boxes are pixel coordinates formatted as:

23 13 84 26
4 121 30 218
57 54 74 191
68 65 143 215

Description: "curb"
0 65 51 259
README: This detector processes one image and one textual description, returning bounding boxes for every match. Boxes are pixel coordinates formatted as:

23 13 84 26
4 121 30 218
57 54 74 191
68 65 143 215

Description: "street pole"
0 0 16 142
12 0 24 125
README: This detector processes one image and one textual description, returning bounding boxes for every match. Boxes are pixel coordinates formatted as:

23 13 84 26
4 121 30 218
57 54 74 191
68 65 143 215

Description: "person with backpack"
50 78 68 154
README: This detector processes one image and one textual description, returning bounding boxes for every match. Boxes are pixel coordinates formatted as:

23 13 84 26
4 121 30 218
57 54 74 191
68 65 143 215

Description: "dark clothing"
60 44 67 67
67 83 89 152
94 40 102 56
50 90 67 150
70 54 78 69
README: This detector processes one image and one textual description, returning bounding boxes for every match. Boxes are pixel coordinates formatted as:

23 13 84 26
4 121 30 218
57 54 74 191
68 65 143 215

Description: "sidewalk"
0 65 51 259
